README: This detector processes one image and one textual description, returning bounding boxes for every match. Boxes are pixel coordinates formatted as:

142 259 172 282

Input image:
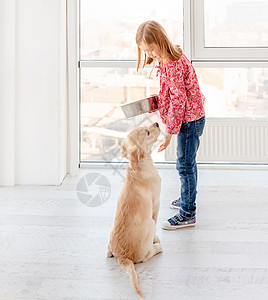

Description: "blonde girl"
136 20 206 230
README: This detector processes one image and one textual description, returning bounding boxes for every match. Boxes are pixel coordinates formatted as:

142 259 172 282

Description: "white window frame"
73 0 268 169
189 0 268 63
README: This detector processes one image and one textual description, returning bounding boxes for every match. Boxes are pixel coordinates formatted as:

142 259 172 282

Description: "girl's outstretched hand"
158 133 172 152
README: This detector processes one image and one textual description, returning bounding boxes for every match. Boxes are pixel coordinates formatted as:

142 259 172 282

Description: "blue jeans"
176 116 206 219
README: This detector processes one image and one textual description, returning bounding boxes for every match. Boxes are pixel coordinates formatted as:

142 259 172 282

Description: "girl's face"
139 41 162 62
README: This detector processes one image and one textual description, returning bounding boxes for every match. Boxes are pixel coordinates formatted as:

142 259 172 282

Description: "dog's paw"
153 235 160 244
155 243 163 254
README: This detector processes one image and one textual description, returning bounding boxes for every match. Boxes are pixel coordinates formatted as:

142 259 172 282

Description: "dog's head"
121 123 160 170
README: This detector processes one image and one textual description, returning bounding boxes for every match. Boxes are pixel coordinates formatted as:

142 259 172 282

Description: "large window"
79 0 268 164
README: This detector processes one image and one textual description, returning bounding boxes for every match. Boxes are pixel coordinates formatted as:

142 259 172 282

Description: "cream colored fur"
107 123 162 298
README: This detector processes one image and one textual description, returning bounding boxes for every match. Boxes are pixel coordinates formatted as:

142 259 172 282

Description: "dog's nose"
154 122 159 127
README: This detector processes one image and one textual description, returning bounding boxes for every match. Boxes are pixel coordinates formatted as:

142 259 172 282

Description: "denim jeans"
176 116 206 219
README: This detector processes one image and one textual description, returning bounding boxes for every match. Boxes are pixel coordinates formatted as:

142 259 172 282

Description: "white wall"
0 0 69 186
0 0 16 186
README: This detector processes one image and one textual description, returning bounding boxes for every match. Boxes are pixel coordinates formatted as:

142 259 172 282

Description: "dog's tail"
116 256 143 297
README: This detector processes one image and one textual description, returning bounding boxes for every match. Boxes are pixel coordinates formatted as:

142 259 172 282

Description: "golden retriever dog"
107 122 162 297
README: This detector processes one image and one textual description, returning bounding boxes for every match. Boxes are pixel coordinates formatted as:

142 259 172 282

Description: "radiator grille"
165 119 268 163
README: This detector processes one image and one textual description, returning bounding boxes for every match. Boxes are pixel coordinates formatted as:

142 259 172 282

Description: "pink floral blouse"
156 54 205 134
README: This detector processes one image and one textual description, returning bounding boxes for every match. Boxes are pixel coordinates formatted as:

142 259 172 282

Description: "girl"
136 20 206 230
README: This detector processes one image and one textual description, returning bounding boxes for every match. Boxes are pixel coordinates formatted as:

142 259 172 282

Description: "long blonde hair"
135 20 183 72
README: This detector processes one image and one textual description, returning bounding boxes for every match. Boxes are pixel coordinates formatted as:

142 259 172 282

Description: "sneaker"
162 213 196 230
170 198 182 209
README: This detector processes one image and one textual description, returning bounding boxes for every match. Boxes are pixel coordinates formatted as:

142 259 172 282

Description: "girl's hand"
158 133 172 152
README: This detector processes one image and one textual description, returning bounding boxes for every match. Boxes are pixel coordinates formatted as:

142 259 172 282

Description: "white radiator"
165 119 268 163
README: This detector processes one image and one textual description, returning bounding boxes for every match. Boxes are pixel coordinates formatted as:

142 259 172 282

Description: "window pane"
196 68 268 118
80 0 183 60
204 0 268 47
80 67 168 162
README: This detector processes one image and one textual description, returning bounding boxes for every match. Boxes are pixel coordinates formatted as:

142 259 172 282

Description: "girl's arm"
165 71 187 135
157 69 187 152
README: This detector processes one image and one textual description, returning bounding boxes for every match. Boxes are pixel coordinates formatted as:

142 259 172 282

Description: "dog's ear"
129 148 139 171
129 147 145 171
121 141 127 158
139 147 145 160
121 140 137 159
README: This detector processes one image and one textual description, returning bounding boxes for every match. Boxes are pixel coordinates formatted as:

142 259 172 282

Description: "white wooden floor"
0 167 268 300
